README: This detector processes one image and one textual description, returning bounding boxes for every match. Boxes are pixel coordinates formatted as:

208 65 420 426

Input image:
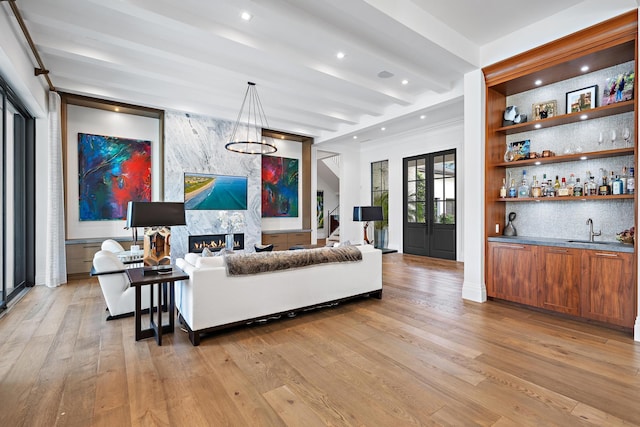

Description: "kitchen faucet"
586 218 601 242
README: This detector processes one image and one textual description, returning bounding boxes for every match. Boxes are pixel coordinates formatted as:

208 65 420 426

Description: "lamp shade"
353 206 384 222
126 201 186 227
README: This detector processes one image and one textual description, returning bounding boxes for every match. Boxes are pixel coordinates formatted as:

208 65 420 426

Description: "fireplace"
188 233 244 253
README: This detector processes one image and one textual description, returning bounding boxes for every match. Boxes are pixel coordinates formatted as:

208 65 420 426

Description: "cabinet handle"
499 244 525 249
594 252 618 257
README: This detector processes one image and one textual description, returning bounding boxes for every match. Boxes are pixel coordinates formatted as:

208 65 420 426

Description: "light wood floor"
1 254 639 426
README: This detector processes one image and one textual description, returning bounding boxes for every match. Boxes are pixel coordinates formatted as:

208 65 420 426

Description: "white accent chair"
93 250 152 320
101 239 125 253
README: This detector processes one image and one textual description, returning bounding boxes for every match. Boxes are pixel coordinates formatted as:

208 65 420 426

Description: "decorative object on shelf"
541 150 555 158
525 152 540 159
566 85 597 113
225 82 277 154
502 106 526 126
602 71 635 105
503 212 517 236
508 139 530 161
353 206 384 244
532 100 557 120
503 142 515 162
616 226 635 244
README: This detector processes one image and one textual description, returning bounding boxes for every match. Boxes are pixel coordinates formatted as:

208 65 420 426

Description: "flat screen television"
184 173 248 210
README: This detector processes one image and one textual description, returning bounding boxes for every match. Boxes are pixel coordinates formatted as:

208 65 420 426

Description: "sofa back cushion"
195 256 226 269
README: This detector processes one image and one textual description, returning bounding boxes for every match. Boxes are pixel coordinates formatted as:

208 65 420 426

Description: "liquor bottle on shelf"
531 176 542 198
517 170 530 198
599 174 610 196
612 175 624 195
628 167 635 194
553 175 561 196
574 178 583 196
584 171 591 195
567 173 576 196
499 178 507 199
508 179 517 198
540 174 548 196
558 177 570 196
620 166 628 194
587 175 598 196
544 178 555 197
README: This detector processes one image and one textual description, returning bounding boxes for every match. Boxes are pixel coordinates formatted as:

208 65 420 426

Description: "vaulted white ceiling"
5 0 620 144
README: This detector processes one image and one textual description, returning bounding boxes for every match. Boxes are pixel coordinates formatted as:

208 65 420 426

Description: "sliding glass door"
0 78 35 310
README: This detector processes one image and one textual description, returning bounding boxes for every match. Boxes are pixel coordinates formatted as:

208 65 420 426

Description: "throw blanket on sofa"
225 246 363 276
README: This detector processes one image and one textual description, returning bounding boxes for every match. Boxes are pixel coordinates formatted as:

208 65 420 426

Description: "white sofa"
175 245 382 345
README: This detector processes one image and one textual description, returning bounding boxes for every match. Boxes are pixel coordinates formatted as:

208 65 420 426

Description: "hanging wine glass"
622 127 631 148
610 129 617 146
597 131 604 145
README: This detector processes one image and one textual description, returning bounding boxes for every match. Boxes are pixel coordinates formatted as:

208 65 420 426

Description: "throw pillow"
201 247 215 257
184 252 200 266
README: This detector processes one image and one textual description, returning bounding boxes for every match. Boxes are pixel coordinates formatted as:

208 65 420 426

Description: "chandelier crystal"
225 82 277 154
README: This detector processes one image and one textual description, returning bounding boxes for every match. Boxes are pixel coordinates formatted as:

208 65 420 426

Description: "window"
371 160 389 248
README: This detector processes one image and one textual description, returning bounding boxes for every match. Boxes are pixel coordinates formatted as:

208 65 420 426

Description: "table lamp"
353 206 383 244
126 201 186 269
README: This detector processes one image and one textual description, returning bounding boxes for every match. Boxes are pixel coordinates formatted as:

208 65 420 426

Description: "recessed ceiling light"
336 52 345 59
241 11 252 21
580 114 588 120
381 127 386 131
534 124 541 129
353 135 358 139
114 107 120 112
401 79 409 85
534 161 541 165
420 115 426 119
581 65 589 72
535 79 542 85
580 156 588 160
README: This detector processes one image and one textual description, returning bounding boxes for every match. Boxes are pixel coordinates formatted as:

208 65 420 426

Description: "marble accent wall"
164 111 261 260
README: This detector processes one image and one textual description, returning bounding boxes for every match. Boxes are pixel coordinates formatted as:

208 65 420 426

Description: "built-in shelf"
495 194 634 202
492 147 634 168
496 101 634 135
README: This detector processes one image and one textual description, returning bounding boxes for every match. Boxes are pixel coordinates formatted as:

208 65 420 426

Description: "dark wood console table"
126 266 188 345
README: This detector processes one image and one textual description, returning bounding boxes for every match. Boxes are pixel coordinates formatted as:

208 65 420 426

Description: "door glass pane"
0 92 4 302
5 100 15 296
407 160 416 180
445 177 455 200
407 181 416 201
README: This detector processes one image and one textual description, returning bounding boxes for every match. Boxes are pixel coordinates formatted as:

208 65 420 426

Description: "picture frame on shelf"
566 85 597 113
602 71 635 105
509 139 530 161
532 100 557 120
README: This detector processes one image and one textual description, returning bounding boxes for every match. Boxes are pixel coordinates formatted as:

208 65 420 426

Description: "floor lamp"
353 206 383 245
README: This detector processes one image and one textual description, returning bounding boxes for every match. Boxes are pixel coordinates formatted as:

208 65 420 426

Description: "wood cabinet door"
487 242 537 305
581 250 635 328
537 247 582 315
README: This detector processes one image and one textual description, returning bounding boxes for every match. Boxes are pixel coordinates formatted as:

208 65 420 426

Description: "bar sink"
566 240 611 244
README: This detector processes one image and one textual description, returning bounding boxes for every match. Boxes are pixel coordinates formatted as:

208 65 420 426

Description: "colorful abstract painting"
78 133 151 221
262 156 298 217
317 190 324 228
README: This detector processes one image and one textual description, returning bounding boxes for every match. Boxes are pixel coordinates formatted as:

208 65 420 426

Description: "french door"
403 149 456 260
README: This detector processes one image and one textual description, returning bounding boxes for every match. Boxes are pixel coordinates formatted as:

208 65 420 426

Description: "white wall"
359 121 465 260
0 8 49 285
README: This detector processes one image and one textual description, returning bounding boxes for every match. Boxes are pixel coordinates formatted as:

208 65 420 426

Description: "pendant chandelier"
225 82 278 154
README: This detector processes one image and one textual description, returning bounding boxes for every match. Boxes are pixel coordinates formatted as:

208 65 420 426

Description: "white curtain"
45 91 67 287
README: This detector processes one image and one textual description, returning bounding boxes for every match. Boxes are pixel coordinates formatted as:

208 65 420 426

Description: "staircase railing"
328 204 340 235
